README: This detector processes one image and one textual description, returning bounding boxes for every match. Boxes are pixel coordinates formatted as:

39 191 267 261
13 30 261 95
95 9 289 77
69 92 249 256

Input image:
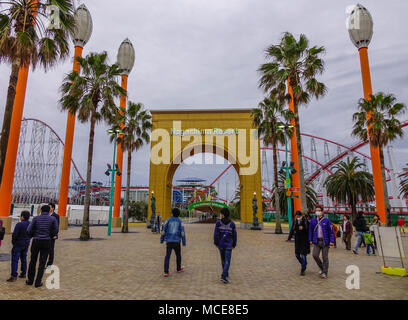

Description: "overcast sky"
0 0 407 201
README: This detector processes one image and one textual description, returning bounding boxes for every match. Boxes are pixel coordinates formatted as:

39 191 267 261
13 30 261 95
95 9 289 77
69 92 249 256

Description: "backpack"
0 225 5 241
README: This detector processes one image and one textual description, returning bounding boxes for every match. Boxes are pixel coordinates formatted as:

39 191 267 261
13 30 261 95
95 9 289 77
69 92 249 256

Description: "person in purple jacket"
309 205 334 279
214 208 237 284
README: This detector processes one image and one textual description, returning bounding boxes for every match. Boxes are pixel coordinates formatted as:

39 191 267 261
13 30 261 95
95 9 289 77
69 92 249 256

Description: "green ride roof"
188 200 230 212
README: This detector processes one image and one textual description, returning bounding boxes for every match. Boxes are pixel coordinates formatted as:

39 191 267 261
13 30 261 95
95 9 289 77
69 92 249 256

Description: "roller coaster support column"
58 46 83 230
0 2 38 234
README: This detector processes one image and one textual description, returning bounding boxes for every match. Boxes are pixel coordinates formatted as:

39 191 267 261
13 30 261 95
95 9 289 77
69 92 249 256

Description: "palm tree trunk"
273 142 282 234
122 150 131 233
0 59 21 183
379 147 391 226
80 114 96 240
294 104 308 214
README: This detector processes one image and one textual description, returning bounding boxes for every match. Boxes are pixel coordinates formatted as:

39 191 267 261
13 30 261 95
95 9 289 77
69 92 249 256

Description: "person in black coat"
46 203 59 267
293 211 310 276
352 211 368 254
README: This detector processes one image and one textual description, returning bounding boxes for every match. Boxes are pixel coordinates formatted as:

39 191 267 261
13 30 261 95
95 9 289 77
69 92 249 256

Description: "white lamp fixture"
348 3 373 49
117 38 136 75
72 4 93 47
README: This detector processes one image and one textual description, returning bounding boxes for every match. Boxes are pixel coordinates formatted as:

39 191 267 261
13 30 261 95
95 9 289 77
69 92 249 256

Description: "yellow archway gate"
148 109 263 229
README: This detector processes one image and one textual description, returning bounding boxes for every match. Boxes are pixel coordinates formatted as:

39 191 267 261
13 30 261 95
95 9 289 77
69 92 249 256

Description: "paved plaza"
0 224 407 300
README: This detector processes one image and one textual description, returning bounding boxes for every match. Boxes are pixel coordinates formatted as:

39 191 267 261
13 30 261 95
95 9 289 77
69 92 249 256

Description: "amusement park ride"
10 117 408 214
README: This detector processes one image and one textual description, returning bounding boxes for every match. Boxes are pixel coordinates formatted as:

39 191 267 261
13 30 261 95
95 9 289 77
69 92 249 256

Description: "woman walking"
293 211 310 276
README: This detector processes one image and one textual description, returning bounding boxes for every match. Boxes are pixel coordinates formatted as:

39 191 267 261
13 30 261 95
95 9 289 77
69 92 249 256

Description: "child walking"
364 231 376 256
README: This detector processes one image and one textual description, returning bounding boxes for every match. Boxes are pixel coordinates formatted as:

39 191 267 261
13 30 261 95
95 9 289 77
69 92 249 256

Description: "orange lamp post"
57 4 93 230
287 80 302 213
348 4 387 223
0 1 39 234
112 39 135 228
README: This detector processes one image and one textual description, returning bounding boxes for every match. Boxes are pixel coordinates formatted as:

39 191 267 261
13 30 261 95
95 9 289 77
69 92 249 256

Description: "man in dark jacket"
309 205 334 279
353 211 368 254
214 208 237 284
292 211 310 276
341 215 353 250
160 208 186 277
7 211 31 282
46 203 59 268
26 205 58 288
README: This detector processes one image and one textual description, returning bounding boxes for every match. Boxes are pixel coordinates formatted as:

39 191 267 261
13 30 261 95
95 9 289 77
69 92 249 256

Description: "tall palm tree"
324 157 375 221
258 32 327 215
251 97 292 234
0 0 75 182
112 102 152 233
352 92 406 226
399 164 408 199
271 171 318 217
60 52 125 240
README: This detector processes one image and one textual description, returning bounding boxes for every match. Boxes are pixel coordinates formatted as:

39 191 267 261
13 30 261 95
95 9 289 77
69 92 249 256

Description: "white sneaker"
318 270 323 275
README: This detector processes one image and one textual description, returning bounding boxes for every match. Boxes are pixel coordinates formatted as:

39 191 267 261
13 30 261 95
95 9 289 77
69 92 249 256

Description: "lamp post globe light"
112 38 136 228
71 4 93 47
117 38 136 75
348 4 373 49
58 4 94 230
347 4 388 224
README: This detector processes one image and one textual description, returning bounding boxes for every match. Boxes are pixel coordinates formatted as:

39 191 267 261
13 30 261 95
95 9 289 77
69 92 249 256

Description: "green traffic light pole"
279 125 294 232
107 129 122 236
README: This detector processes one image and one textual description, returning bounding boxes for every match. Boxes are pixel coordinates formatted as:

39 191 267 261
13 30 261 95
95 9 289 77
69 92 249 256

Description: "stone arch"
148 109 262 229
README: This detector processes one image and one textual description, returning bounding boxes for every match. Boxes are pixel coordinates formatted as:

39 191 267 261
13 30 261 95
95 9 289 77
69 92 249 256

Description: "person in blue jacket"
214 208 237 284
160 208 186 277
309 205 334 279
7 211 31 282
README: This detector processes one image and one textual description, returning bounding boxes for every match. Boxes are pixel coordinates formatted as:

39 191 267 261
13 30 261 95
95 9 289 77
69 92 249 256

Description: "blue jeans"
219 248 232 280
353 232 364 252
164 242 181 273
295 253 307 270
11 245 28 278
366 244 375 255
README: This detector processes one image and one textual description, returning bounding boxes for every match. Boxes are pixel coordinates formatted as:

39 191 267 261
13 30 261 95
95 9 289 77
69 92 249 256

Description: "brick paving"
0 224 407 300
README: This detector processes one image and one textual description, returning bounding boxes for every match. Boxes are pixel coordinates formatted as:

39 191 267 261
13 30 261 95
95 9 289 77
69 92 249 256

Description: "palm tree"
60 52 125 240
352 92 406 226
399 164 408 199
112 102 152 233
258 32 327 215
324 157 375 221
0 0 75 182
251 97 292 234
271 171 318 218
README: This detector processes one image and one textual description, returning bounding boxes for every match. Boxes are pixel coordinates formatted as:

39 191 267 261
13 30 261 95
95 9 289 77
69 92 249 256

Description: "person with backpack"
7 211 31 282
309 205 334 279
353 211 368 254
160 208 186 277
214 208 237 284
26 205 58 288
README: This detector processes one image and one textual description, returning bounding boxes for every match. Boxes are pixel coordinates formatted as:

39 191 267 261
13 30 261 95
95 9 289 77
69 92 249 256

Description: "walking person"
160 208 186 277
26 205 58 288
214 208 237 284
155 214 162 234
340 215 353 251
352 211 368 254
292 211 310 276
0 220 4 250
309 205 335 279
332 223 339 248
7 211 31 282
364 231 376 256
46 203 59 268
370 214 381 249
